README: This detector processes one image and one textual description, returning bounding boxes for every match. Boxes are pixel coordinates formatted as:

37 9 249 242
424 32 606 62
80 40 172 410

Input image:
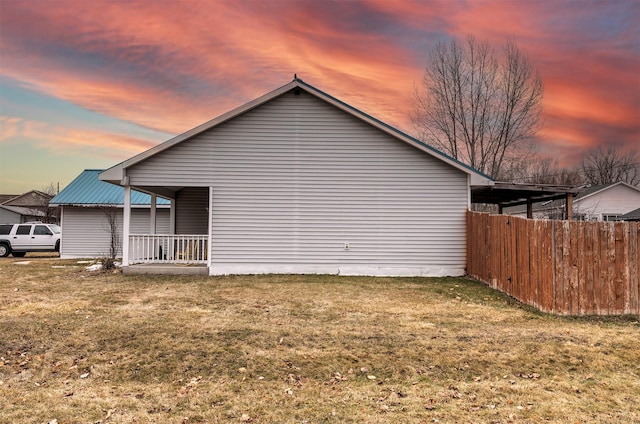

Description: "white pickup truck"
0 222 61 257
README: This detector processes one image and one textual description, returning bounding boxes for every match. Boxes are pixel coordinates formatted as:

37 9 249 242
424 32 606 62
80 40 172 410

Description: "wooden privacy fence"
467 211 640 316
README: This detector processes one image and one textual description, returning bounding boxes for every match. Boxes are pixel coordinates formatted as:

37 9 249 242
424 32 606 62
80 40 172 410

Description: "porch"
120 185 212 272
124 234 209 274
129 234 208 264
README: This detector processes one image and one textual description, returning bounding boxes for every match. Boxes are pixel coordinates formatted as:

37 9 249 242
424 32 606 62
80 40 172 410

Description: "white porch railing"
129 234 208 264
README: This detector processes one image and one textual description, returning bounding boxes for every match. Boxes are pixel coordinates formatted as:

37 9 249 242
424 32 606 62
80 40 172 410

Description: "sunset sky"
1 0 638 194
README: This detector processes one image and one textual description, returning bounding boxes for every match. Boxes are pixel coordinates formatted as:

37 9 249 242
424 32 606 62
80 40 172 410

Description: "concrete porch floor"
123 263 208 276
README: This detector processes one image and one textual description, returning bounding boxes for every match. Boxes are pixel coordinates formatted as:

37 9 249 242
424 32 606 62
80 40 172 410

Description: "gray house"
50 170 171 258
0 190 54 224
100 78 493 276
0 204 45 224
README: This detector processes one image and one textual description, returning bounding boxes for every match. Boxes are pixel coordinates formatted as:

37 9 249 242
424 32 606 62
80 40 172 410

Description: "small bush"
101 256 117 271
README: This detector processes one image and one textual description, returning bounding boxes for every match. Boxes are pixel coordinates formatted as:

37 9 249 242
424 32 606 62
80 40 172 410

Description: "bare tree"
581 146 640 186
503 157 584 186
101 206 120 260
412 35 544 179
39 183 60 224
20 183 60 224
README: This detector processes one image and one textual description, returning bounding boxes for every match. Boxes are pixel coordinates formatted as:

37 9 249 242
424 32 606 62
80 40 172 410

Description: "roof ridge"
101 78 493 186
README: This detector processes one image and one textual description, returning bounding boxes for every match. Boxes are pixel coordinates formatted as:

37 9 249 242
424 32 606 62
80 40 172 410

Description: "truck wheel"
55 240 60 252
0 244 10 257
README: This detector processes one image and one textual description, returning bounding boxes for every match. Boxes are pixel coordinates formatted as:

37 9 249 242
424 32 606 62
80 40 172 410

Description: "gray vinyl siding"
0 208 21 224
60 206 170 258
127 90 469 275
175 187 208 234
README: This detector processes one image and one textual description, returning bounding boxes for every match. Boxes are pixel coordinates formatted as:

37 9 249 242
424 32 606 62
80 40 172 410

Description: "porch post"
123 185 131 266
169 199 176 234
150 193 157 233
208 186 213 271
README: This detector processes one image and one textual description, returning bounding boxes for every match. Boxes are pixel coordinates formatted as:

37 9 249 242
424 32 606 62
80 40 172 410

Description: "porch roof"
50 170 171 207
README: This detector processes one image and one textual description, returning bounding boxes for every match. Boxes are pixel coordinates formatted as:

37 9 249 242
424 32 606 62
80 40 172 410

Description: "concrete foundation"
123 264 208 276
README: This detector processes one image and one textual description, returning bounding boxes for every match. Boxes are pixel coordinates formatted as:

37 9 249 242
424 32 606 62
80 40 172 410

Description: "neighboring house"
100 78 493 276
50 170 171 258
1 190 59 224
0 194 18 204
621 207 640 221
0 204 22 223
0 204 46 224
504 182 640 221
572 182 640 221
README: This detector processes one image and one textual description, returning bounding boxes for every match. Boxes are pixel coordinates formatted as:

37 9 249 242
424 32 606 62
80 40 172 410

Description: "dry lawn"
1 255 639 423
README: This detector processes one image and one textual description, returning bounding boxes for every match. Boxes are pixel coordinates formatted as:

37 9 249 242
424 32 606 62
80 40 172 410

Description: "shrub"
101 256 117 271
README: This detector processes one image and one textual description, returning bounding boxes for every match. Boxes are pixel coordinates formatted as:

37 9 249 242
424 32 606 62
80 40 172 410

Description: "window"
16 225 31 235
0 225 13 235
34 225 52 236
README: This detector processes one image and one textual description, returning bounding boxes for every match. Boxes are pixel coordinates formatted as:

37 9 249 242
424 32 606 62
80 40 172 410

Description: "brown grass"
1 256 638 423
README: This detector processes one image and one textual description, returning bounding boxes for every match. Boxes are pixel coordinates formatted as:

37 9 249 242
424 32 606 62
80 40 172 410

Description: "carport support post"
566 193 573 221
123 185 131 266
526 201 533 219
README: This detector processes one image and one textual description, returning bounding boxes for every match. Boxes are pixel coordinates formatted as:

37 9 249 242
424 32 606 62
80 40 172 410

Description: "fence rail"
129 234 208 264
467 211 639 316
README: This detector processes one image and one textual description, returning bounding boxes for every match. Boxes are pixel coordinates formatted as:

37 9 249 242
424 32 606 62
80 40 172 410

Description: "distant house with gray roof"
0 194 18 204
0 190 55 224
0 204 46 224
504 181 640 221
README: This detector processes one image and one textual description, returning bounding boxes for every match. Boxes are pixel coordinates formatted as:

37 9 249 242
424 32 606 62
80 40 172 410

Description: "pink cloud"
1 0 423 133
1 115 155 160
0 0 637 170
0 116 23 141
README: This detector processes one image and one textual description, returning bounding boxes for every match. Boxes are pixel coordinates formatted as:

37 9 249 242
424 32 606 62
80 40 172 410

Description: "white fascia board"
99 166 124 184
